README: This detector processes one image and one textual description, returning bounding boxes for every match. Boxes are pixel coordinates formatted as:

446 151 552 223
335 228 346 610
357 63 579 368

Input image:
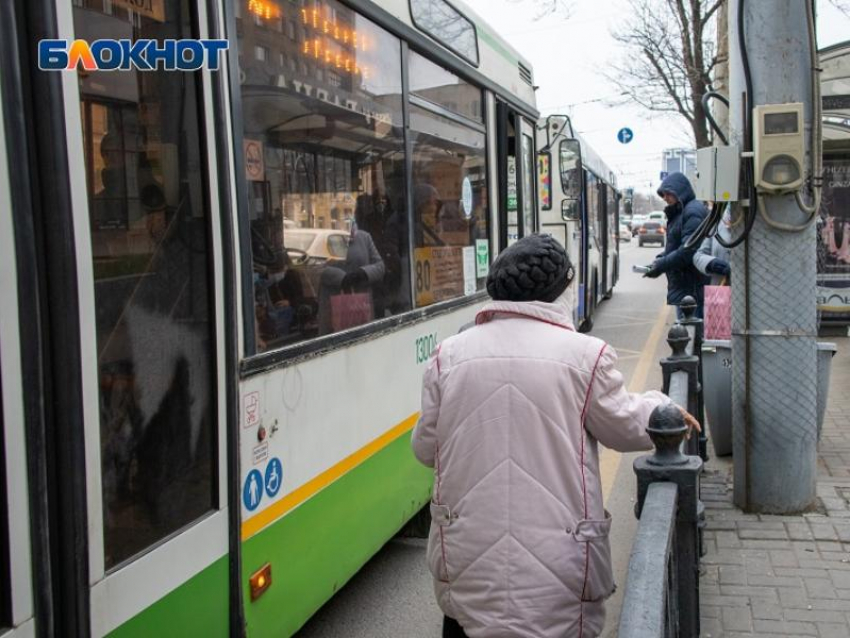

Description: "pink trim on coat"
578 344 608 637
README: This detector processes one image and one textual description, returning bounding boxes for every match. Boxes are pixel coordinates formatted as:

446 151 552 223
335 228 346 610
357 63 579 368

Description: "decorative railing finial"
680 295 697 321
667 323 690 359
646 403 690 466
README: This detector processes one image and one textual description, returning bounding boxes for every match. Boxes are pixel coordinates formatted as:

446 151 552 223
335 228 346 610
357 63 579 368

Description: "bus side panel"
241 432 432 637
106 558 229 638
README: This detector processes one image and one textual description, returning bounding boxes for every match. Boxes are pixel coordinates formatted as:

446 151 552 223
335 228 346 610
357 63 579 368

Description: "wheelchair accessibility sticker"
265 458 283 499
243 469 263 512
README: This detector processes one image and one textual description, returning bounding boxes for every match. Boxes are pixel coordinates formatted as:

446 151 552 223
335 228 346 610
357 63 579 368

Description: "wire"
701 91 731 146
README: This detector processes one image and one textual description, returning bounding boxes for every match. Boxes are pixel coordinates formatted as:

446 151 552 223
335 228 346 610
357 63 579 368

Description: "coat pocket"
572 510 615 602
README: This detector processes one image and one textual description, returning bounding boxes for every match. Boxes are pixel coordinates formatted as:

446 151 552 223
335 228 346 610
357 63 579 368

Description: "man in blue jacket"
645 172 710 318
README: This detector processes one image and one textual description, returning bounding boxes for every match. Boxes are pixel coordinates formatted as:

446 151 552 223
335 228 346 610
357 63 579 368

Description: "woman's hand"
677 405 702 439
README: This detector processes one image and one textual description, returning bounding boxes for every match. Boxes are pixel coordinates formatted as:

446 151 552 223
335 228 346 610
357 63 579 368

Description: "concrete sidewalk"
699 335 850 637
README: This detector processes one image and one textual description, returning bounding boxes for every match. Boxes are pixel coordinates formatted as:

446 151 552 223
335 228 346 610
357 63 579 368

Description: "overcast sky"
462 0 850 195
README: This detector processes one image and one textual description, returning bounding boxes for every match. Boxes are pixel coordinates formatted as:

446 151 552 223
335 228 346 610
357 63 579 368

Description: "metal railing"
618 301 705 638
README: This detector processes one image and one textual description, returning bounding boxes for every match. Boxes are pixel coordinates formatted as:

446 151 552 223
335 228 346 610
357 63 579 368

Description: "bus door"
10 2 235 636
0 60 37 638
598 181 608 302
496 103 538 247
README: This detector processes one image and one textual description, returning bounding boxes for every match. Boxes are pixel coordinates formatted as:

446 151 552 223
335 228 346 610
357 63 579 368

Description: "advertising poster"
817 157 850 317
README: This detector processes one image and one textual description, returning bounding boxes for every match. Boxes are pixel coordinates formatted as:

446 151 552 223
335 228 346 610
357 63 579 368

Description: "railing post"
678 295 708 462
634 404 703 638
660 323 700 457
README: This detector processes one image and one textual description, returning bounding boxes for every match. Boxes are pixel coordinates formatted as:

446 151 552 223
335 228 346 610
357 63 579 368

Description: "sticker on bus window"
476 239 489 278
539 154 552 210
463 246 476 296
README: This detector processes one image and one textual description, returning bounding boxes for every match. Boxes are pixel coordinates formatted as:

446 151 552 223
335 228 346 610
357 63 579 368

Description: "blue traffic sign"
265 458 283 499
660 171 669 180
617 127 634 144
243 469 263 511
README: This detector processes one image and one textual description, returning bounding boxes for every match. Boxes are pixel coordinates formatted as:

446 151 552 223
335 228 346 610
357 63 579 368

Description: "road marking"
600 303 673 502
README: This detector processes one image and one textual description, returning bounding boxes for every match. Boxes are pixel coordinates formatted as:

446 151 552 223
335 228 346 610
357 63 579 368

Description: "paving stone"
718 565 747 585
747 574 802 588
740 539 792 550
804 578 840 599
828 569 850 589
749 598 782 620
787 522 816 541
768 549 799 567
810 523 839 541
753 619 817 635
783 607 847 624
722 605 753 632
817 623 850 638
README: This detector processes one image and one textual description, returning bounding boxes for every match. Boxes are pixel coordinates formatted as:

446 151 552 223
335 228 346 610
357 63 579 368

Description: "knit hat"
486 234 575 303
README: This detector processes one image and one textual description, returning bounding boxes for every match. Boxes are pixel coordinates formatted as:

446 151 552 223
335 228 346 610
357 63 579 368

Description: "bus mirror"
560 139 582 199
562 198 580 221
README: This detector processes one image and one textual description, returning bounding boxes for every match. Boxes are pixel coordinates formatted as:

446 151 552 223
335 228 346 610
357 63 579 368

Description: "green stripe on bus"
107 557 229 638
477 27 520 66
242 431 433 637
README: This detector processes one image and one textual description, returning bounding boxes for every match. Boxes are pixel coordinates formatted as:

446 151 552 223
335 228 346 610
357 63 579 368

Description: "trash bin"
701 340 838 456
701 340 733 456
817 342 837 440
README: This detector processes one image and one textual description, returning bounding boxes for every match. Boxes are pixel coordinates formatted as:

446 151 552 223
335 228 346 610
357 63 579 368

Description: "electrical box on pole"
752 103 806 193
695 146 741 202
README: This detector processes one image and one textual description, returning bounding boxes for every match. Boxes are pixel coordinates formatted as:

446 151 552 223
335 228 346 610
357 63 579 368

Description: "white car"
618 222 632 242
285 229 350 261
646 211 667 226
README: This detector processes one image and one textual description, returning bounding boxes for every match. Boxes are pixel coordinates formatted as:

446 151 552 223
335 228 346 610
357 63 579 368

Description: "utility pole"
714 0 730 134
728 0 819 513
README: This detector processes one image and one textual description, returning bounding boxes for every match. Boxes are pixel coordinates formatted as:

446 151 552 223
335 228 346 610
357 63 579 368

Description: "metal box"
695 145 741 202
753 102 806 194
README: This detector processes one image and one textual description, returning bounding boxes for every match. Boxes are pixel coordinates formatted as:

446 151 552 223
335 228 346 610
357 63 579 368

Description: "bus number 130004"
415 333 438 365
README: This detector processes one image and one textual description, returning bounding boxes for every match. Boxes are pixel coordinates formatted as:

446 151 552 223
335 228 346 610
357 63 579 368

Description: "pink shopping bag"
330 292 373 332
704 285 731 340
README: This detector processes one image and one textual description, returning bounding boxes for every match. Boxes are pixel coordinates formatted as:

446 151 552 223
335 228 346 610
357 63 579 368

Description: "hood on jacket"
657 172 695 206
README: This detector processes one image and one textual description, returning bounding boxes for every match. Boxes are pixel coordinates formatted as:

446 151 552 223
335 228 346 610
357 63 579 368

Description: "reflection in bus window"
237 0 411 351
409 51 482 123
409 0 479 65
410 105 488 306
75 0 217 569
522 134 536 235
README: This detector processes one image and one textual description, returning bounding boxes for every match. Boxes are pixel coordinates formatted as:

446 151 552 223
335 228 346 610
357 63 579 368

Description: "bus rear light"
250 563 273 602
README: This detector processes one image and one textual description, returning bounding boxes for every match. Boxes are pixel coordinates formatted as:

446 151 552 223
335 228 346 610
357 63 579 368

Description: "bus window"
521 134 536 234
237 0 411 351
74 0 217 569
587 174 598 242
409 52 483 123
409 0 479 66
410 103 488 307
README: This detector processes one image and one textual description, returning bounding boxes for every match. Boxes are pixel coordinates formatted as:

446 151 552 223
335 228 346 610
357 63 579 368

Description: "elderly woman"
412 234 698 638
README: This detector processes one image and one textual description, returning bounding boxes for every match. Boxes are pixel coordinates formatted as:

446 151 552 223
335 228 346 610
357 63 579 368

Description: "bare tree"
608 0 724 148
826 0 850 15
507 0 574 20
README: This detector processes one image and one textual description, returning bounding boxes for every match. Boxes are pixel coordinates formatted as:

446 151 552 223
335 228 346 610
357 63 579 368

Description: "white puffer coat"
412 299 669 638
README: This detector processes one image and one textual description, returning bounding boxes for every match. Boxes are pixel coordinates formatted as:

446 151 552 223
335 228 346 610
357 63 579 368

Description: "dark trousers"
443 616 469 637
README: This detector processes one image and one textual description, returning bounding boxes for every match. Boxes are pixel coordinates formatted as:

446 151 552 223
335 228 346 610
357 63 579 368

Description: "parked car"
618 222 632 242
638 221 666 247
631 213 649 236
646 211 667 226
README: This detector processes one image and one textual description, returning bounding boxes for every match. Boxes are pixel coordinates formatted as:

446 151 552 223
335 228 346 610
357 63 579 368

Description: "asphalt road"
296 240 676 638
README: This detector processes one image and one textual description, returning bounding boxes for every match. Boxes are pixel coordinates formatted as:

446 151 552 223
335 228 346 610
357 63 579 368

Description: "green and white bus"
0 0 541 635
537 115 620 332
